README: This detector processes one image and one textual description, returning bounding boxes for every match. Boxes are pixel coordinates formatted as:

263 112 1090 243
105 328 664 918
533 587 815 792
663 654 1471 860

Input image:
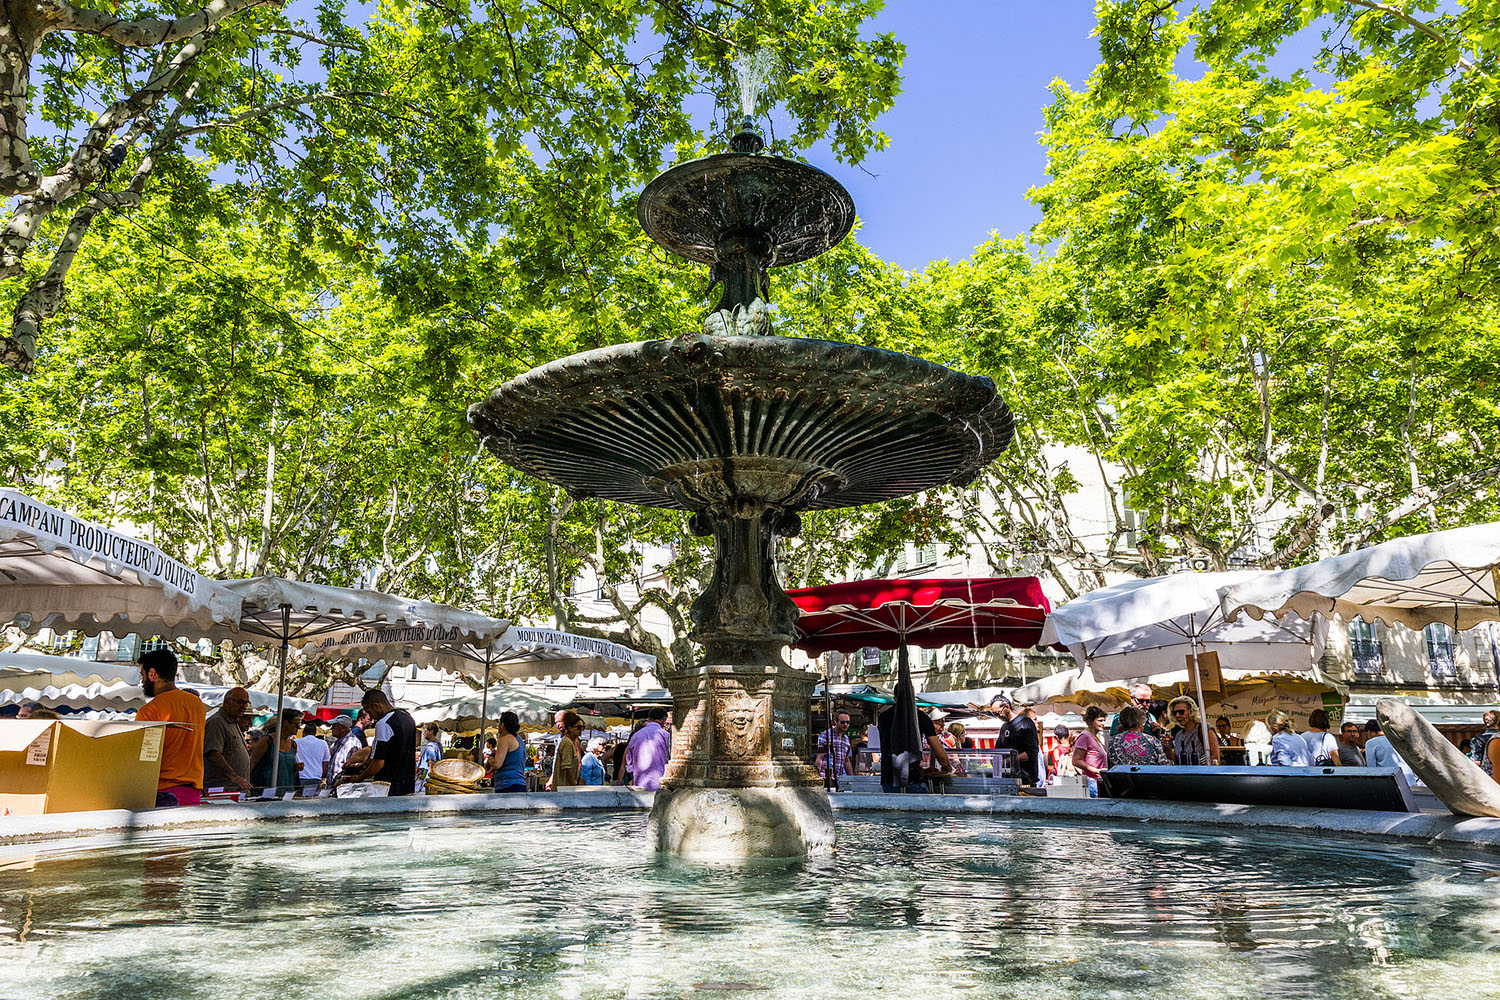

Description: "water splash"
733 49 778 117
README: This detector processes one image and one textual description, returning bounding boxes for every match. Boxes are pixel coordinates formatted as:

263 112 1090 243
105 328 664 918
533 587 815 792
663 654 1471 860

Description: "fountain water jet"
468 113 1014 858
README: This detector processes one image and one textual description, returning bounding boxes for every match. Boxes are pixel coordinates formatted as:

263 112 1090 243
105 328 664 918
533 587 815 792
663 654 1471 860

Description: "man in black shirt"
1006 702 1041 786
350 690 417 795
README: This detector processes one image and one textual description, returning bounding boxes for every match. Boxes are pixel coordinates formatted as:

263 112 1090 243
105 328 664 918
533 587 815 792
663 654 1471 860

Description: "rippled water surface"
1 812 1497 999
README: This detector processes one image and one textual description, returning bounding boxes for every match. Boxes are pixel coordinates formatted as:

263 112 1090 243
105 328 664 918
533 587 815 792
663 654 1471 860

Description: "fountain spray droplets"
733 49 778 118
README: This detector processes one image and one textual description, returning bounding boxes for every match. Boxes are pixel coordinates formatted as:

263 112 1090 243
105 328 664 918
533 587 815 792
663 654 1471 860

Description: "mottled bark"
6 81 194 372
0 0 42 197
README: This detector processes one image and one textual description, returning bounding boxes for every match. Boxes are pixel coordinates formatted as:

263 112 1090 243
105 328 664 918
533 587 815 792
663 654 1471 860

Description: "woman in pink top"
1070 705 1109 797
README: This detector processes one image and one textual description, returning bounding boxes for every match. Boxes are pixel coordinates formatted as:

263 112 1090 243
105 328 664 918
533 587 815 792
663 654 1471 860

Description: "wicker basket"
425 758 484 795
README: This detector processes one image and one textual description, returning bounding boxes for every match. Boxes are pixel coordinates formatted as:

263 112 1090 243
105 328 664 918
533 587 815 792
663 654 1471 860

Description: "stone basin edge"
2 790 1498 854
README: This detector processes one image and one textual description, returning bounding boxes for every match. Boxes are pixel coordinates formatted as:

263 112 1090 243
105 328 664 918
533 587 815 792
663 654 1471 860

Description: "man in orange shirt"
135 649 207 807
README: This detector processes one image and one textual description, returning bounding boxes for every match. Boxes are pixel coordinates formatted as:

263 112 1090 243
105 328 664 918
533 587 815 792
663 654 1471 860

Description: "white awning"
409 688 560 728
0 673 314 712
306 622 656 684
1040 571 1327 682
0 488 239 636
1220 521 1500 631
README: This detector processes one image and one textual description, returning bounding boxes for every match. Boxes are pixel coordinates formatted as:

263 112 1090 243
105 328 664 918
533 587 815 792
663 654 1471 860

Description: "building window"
114 633 139 662
1425 624 1457 679
919 646 938 668
1349 620 1383 678
913 542 938 569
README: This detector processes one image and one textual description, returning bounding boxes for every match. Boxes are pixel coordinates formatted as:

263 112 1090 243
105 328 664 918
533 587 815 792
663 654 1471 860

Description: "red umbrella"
787 576 1052 654
786 576 1052 790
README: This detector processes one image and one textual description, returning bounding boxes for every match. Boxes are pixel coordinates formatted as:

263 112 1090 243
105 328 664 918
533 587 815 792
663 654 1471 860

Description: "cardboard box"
0 719 166 817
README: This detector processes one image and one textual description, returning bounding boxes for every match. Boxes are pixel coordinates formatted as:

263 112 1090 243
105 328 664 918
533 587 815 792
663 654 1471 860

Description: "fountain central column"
649 500 834 858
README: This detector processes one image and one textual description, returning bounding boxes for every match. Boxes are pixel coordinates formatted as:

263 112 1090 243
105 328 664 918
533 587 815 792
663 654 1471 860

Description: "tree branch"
37 0 283 49
1341 0 1475 72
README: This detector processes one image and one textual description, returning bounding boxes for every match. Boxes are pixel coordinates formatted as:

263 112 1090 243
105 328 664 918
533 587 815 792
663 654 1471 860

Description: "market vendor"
136 649 207 807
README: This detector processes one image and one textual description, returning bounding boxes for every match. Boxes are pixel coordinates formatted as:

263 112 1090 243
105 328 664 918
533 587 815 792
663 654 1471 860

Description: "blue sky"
837 4 1106 270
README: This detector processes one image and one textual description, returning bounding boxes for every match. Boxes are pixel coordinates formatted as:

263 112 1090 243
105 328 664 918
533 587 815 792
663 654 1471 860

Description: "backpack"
1469 731 1496 769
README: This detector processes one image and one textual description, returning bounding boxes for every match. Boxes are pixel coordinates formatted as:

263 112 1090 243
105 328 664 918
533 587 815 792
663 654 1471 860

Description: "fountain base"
648 785 835 859
649 662 833 858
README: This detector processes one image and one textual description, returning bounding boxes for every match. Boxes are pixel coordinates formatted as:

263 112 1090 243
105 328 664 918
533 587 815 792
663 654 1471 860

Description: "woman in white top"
1299 709 1341 765
1268 710 1315 766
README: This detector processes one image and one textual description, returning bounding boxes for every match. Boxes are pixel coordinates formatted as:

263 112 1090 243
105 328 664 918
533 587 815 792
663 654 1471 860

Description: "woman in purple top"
622 706 672 789
1108 704 1170 766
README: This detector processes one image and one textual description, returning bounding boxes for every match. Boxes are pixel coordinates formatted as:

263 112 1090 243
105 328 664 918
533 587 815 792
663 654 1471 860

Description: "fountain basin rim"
469 333 1002 410
5 792 1498 855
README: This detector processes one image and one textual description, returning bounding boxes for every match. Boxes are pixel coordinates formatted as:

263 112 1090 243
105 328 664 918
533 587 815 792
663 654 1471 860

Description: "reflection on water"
1 813 1498 999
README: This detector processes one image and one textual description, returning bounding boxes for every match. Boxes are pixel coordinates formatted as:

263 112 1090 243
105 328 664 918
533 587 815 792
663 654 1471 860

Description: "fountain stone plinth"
468 124 1014 858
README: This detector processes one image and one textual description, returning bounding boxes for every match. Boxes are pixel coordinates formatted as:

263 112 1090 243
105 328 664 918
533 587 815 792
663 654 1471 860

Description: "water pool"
1 812 1496 999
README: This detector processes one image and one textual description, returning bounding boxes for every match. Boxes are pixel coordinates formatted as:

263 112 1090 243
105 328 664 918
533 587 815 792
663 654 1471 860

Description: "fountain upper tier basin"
637 152 855 266
467 334 1014 513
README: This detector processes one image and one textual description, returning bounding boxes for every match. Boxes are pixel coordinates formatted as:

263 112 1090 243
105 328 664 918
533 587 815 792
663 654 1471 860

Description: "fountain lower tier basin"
467 334 1014 512
4 810 1499 1000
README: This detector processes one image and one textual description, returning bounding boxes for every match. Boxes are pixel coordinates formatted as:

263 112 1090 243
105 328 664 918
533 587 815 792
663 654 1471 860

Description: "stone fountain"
468 115 1014 858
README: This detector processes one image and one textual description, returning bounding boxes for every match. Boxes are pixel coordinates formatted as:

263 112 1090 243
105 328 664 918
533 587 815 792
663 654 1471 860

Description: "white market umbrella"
0 651 139 688
0 488 239 636
203 577 508 789
1040 571 1328 758
1219 521 1500 631
311 623 654 755
409 687 560 730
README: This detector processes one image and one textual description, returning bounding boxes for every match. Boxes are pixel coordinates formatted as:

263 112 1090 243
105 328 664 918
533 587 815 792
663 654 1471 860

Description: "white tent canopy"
216 577 509 650
486 627 657 683
302 622 657 683
409 688 560 729
1040 571 1328 683
0 488 239 636
1219 521 1500 631
0 651 139 688
0 672 315 713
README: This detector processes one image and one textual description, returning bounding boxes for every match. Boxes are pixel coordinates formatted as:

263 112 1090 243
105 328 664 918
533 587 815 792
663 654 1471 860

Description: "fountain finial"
729 116 764 154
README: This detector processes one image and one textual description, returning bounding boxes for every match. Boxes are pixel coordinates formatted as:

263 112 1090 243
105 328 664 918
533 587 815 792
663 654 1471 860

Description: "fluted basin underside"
467 334 1014 513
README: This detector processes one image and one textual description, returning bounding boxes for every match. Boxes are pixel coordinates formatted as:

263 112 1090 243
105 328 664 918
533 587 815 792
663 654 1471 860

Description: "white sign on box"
139 726 164 762
25 728 51 766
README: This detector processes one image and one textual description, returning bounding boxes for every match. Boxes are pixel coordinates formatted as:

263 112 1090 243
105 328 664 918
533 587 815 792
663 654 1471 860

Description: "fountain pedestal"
651 662 833 858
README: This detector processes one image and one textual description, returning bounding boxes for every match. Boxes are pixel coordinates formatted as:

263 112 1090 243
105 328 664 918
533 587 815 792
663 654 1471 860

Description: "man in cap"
203 687 254 793
328 715 362 782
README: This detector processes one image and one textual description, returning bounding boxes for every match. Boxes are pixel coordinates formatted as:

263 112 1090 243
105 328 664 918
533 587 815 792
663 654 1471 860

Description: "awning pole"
1190 638 1212 765
478 656 492 767
269 604 291 793
823 668 834 790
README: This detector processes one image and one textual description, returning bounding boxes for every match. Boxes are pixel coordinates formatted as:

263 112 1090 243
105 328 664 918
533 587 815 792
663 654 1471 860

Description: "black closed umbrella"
885 644 925 790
